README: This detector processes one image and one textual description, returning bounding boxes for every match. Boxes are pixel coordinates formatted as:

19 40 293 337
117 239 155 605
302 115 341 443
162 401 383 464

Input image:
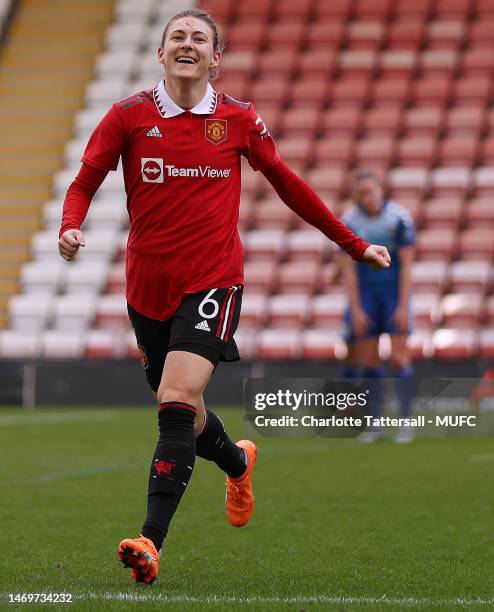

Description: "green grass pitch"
0 406 493 611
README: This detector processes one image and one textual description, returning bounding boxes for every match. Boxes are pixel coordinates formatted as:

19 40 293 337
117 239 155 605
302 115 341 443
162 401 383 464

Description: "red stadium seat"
476 0 494 17
257 329 301 359
309 294 347 328
236 0 272 19
297 50 335 78
432 328 478 359
411 76 451 106
370 77 411 107
286 230 333 262
313 0 353 20
265 21 307 50
468 20 494 47
94 295 128 331
252 198 297 230
461 49 494 76
396 137 436 168
379 51 417 78
280 107 321 137
449 261 492 293
479 329 494 359
346 22 385 51
106 263 125 295
330 78 370 107
439 293 484 327
388 168 429 198
419 50 458 77
426 21 466 50
355 137 395 168
306 22 346 50
244 230 286 261
429 168 471 198
404 107 443 138
250 78 289 109
387 20 425 50
465 198 494 228
458 228 494 261
201 0 235 21
301 329 345 360
219 51 256 79
257 50 297 79
485 297 494 324
267 294 310 327
395 0 432 19
238 293 267 328
277 261 321 294
413 293 441 328
452 76 492 107
305 168 346 198
436 0 473 19
273 0 313 20
408 329 434 360
437 136 478 167
238 198 255 231
275 136 313 165
362 107 403 137
415 228 457 261
421 198 464 229
472 167 494 197
243 260 277 293
338 51 377 79
354 0 394 19
215 76 247 102
321 107 362 137
446 106 486 135
411 261 449 293
480 138 494 165
313 137 355 167
84 330 119 359
290 78 329 108
225 20 267 51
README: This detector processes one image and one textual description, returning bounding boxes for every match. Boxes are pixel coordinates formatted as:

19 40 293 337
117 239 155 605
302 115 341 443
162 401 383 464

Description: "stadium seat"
62 261 111 295
244 230 286 261
306 22 345 50
421 198 464 229
437 136 478 167
461 48 494 76
286 230 333 262
236 0 271 19
225 21 267 51
476 0 494 17
290 78 329 108
411 261 449 293
432 328 478 359
106 262 126 294
479 329 494 359
485 296 494 324
215 76 247 102
273 0 313 19
408 329 434 360
354 0 393 20
94 294 129 330
257 329 301 359
257 50 297 79
436 0 473 19
8 295 54 333
274 136 314 166
426 21 465 50
468 19 494 47
252 199 296 230
322 107 362 138
429 168 471 198
472 167 494 197
396 137 436 168
480 138 494 165
243 260 277 293
94 50 136 78
0 331 41 358
362 107 403 137
313 138 354 168
74 108 108 138
232 326 257 359
124 329 140 359
297 50 335 78
465 198 494 228
449 261 492 293
266 294 310 327
85 78 129 108
238 293 267 328
404 107 443 137
439 293 484 327
330 79 370 107
105 22 147 50
309 294 347 328
301 329 346 360
250 78 289 109
84 329 121 359
415 228 456 261
388 168 429 198
338 51 377 79
370 77 411 107
313 0 353 20
53 295 97 331
304 168 346 198
347 22 385 52
355 137 395 168
387 20 425 50
411 76 451 106
41 331 85 358
446 106 485 136
395 0 432 19
279 109 321 138
219 51 256 79
458 228 494 261
265 21 307 50
379 51 417 78
419 50 458 77
452 76 492 107
277 261 321 294
412 293 441 327
21 261 65 295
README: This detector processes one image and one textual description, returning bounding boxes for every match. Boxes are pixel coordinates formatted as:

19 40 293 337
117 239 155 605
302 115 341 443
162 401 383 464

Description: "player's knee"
157 385 199 408
389 352 410 371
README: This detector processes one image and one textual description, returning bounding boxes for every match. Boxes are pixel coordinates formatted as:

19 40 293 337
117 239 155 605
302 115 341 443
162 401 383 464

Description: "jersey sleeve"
243 103 280 172
81 104 126 172
396 207 416 247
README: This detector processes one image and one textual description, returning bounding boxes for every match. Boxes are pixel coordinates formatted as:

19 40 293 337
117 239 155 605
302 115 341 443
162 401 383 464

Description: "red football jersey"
82 81 279 320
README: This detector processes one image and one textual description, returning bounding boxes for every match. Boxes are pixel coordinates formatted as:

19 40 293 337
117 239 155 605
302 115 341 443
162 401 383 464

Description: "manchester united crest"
205 119 227 145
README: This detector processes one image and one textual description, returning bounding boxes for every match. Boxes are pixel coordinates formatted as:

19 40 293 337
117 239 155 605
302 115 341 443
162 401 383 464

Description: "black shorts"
128 285 243 392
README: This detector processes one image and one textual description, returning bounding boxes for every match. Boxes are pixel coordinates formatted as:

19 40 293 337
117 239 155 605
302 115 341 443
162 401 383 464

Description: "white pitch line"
83 592 494 607
0 410 117 427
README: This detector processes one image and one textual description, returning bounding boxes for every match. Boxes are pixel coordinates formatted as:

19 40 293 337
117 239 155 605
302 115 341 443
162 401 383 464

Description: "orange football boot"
118 535 159 585
225 440 258 527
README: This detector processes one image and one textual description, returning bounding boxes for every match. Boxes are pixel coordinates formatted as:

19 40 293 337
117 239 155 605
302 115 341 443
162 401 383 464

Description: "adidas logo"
195 320 211 332
146 126 162 137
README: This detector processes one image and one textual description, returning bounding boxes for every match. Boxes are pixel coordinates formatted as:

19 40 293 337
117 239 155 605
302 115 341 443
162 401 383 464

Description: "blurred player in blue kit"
340 170 416 442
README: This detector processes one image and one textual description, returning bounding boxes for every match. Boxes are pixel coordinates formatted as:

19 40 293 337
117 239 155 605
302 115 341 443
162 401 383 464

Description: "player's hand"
363 244 391 270
393 304 409 334
351 306 371 338
58 229 85 261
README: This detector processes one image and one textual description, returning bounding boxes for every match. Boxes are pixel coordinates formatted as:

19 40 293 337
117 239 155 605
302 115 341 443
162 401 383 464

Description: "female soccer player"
58 9 390 585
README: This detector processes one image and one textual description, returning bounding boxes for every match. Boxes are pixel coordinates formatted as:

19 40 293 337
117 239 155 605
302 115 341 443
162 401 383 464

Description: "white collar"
153 79 217 118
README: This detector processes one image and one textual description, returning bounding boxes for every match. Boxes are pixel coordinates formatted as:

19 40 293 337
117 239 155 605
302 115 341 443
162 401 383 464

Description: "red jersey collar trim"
153 80 217 118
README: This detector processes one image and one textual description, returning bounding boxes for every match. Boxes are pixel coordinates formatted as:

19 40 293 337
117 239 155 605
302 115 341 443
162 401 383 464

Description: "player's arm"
262 160 390 268
340 252 371 337
394 245 415 333
58 164 108 261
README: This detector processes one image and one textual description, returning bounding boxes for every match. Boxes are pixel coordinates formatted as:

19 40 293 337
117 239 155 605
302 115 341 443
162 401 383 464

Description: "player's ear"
209 50 221 70
158 47 165 66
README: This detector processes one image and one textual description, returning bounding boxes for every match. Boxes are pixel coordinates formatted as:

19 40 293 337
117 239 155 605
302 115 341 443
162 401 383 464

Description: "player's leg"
390 334 416 443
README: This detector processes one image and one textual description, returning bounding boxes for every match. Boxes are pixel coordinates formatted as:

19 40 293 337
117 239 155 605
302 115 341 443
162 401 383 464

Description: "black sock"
195 409 247 478
141 401 196 552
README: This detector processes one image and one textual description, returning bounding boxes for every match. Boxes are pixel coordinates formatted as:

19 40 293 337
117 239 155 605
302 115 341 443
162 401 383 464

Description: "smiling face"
158 16 221 85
